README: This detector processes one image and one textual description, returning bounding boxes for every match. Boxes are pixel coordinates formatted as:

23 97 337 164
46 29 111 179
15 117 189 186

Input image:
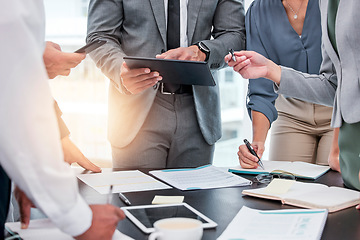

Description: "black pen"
243 139 265 170
229 48 236 62
119 192 132 206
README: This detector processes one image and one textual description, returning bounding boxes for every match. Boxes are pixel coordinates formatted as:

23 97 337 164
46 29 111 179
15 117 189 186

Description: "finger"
356 204 360 210
19 201 31 229
233 59 251 73
114 208 126 220
131 78 160 94
77 157 102 173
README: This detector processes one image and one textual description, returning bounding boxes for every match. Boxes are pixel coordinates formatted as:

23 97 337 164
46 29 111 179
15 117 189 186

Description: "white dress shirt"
0 0 92 236
164 0 188 47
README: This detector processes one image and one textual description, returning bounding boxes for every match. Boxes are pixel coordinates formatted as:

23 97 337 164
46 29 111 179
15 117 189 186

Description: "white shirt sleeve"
0 0 92 236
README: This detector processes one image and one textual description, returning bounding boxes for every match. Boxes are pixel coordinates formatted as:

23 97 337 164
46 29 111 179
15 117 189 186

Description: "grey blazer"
278 0 360 128
86 0 245 148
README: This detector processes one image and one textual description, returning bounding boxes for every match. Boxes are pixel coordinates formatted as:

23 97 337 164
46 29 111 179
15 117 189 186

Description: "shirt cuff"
53 195 92 237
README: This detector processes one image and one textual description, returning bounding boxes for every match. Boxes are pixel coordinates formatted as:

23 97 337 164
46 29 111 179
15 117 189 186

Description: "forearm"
251 111 270 143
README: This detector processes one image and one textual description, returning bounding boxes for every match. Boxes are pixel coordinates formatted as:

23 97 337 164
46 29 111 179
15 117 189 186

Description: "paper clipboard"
123 56 216 86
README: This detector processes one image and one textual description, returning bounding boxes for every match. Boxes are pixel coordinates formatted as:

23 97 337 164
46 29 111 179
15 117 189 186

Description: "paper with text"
150 165 251 190
218 206 327 240
77 170 171 194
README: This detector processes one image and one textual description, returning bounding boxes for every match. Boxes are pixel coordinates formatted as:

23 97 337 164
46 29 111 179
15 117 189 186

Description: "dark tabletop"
78 169 360 240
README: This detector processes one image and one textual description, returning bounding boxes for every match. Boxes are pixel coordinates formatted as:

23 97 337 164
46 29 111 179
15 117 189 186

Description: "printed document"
218 206 327 240
149 165 251 190
77 170 171 194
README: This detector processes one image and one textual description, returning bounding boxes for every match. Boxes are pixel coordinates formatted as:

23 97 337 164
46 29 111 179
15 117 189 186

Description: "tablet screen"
122 203 217 233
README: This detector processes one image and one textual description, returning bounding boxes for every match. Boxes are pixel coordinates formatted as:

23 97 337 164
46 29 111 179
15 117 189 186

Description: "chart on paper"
77 170 172 194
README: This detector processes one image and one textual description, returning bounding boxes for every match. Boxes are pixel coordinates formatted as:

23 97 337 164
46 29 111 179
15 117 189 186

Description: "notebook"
242 179 360 213
229 160 330 180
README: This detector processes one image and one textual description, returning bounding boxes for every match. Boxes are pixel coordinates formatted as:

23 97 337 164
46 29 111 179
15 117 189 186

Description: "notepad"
150 165 251 190
229 160 330 180
218 206 328 240
242 180 360 213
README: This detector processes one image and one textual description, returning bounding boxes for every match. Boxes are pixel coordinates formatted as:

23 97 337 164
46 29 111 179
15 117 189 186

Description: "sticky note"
151 195 184 205
264 179 295 195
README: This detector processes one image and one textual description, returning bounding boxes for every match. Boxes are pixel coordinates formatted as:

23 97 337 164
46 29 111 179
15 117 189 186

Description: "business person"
87 0 246 168
0 1 124 239
237 0 339 169
226 0 360 190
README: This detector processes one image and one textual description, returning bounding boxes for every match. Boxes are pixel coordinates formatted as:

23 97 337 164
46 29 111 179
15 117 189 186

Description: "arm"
86 0 158 95
237 3 277 168
54 101 101 173
0 2 122 238
225 46 337 107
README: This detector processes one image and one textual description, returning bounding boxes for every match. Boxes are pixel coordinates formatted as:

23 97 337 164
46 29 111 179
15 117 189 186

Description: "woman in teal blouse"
227 0 360 190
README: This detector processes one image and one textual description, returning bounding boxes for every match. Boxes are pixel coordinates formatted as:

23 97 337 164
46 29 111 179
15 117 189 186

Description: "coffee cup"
148 217 203 240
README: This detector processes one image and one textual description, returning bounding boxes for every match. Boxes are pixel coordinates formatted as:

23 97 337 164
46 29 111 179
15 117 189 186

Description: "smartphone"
74 40 106 54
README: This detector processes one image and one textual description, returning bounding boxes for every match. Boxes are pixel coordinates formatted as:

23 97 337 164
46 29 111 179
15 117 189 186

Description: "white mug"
148 217 203 240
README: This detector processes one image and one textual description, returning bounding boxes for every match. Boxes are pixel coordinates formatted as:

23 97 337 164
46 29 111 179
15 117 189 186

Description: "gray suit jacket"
278 0 360 128
87 0 245 148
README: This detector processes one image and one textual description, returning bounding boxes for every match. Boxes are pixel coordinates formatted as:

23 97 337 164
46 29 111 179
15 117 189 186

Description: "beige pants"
269 95 334 165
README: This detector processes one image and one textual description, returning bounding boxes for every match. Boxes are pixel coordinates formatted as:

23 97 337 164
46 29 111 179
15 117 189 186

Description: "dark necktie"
165 0 181 93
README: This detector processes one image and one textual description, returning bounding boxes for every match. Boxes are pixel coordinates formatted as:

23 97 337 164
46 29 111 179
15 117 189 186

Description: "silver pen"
119 192 132 206
229 48 236 62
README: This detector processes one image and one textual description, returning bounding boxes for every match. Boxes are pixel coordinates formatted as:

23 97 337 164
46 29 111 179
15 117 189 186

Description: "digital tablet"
123 56 216 86
121 203 217 233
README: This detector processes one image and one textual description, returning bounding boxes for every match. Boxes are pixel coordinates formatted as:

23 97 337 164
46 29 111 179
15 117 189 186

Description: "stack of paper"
150 165 252 190
218 206 328 240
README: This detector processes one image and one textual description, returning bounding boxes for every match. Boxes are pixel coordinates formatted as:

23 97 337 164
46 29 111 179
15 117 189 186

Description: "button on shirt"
0 0 92 236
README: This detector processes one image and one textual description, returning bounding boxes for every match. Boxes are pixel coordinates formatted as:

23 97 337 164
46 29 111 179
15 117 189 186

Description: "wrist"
195 41 210 62
265 60 281 85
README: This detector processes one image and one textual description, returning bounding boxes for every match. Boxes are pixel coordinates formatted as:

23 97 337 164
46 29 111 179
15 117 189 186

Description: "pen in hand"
107 185 113 204
243 139 265 170
119 192 132 206
229 48 236 62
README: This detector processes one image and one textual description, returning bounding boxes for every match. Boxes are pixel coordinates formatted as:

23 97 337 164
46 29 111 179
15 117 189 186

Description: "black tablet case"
123 56 216 86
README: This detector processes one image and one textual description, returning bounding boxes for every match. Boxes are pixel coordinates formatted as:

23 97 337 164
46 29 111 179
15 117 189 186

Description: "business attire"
87 0 245 168
278 0 360 190
246 0 333 164
0 0 92 237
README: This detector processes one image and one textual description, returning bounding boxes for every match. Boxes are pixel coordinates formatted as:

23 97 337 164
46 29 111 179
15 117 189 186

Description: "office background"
45 0 265 168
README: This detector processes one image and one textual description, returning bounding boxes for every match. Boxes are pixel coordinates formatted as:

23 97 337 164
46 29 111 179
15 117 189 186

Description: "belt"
160 83 193 95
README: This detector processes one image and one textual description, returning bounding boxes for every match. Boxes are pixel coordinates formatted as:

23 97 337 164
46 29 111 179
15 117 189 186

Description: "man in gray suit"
87 0 245 168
